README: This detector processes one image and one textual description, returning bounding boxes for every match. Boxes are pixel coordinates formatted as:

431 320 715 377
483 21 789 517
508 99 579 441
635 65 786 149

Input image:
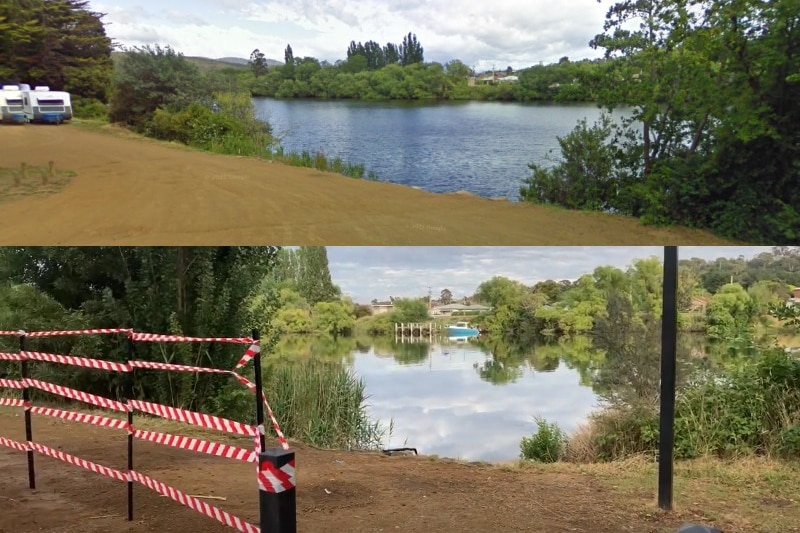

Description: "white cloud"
328 246 774 302
96 0 609 67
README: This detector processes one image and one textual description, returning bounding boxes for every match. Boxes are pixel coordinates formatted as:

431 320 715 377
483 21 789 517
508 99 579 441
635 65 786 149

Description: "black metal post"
252 329 266 453
259 449 297 533
19 334 35 490
125 334 135 521
658 246 679 510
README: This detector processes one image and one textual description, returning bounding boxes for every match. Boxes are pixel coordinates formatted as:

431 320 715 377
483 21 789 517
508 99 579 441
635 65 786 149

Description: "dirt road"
2 408 790 533
0 124 733 245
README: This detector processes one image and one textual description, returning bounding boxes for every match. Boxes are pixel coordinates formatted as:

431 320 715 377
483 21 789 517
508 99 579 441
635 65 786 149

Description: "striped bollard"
258 448 296 533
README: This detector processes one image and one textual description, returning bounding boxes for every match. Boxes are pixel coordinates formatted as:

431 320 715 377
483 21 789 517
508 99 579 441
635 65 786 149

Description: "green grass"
259 358 389 450
268 146 380 181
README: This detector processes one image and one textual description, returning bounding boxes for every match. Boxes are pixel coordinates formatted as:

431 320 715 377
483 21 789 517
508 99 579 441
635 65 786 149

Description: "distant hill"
110 51 282 70
216 56 283 67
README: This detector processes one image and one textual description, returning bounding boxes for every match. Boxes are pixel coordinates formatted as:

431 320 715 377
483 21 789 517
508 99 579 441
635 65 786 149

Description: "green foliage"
71 96 108 119
520 116 617 210
109 45 207 128
268 147 375 180
0 247 279 414
520 417 568 462
261 358 388 450
0 0 113 101
248 48 269 77
519 0 800 243
706 283 755 339
390 298 430 323
311 301 356 336
586 348 800 461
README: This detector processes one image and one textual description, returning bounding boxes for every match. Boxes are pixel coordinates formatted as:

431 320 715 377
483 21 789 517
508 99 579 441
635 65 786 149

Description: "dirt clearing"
0 124 733 245
1 408 797 533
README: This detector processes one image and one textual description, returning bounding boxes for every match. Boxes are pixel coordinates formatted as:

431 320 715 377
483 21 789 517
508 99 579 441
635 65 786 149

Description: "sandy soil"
1 408 775 533
0 124 734 245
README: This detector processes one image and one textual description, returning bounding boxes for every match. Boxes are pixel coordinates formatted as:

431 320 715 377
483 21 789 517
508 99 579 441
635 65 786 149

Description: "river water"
252 99 606 200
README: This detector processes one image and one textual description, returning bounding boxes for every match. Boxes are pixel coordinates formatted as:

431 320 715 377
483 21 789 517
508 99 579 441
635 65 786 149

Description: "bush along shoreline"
520 347 800 464
104 45 380 182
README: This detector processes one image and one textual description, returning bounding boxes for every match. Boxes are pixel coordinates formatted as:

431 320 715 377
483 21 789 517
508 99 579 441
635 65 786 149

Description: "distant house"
497 75 519 83
789 287 800 305
371 301 395 315
431 303 493 316
689 296 710 313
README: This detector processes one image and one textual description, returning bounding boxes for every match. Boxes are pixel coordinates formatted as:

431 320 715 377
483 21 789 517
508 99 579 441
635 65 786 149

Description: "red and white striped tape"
0 352 25 361
258 459 296 493
234 343 260 370
0 330 25 336
128 360 231 374
22 351 131 373
28 441 128 482
128 399 256 438
233 375 289 450
25 328 133 337
0 379 25 389
24 378 130 413
0 436 29 452
130 333 253 344
0 398 28 408
133 429 256 463
129 470 259 533
30 406 130 431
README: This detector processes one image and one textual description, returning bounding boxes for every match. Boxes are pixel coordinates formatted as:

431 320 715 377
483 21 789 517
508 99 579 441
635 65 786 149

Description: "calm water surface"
253 99 606 200
346 338 599 462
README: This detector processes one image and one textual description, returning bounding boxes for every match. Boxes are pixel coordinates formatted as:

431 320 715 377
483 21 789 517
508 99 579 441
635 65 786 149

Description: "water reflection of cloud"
352 345 600 461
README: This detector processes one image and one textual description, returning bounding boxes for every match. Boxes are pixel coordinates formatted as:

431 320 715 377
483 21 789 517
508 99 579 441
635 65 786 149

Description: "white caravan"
0 84 27 123
21 85 72 124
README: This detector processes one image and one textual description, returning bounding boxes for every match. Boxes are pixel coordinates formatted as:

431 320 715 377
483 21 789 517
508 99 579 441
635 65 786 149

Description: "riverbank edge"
1 403 796 532
67 118 740 244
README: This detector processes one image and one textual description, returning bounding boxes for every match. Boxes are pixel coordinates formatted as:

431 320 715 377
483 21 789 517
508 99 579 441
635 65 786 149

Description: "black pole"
259 449 297 533
19 334 35 490
658 246 679 510
125 334 135 521
252 329 266 453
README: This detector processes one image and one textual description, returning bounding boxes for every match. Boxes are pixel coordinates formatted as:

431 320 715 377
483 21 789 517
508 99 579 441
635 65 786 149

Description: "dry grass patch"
0 162 76 203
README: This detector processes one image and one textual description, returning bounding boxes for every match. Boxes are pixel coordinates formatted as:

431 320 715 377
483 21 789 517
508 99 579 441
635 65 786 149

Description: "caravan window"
6 99 22 105
37 99 64 105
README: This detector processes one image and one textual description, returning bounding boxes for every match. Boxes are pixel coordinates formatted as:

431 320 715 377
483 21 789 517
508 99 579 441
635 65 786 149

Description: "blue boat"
445 321 479 337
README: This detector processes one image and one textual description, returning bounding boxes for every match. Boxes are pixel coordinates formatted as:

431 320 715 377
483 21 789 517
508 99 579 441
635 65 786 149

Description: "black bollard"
258 448 297 533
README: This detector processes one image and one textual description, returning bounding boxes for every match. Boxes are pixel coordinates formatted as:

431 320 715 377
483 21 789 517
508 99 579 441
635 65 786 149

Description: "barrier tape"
233 375 289 451
0 331 25 336
0 352 25 361
28 441 128 482
234 343 260 370
0 379 25 389
0 435 28 452
24 378 130 413
23 351 131 373
128 399 256 438
30 406 130 431
25 328 133 338
130 333 253 344
133 429 256 463
0 398 28 408
258 459 296 493
129 470 259 533
128 360 231 374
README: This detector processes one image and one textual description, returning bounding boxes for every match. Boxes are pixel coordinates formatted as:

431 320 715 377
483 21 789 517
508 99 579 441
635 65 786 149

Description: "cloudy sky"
93 0 610 71
326 246 774 303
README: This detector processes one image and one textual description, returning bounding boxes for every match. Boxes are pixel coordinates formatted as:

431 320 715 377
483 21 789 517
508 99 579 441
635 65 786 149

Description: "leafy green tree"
399 32 424 66
706 283 755 339
312 301 356 336
283 44 295 79
383 42 400 65
109 45 206 127
474 276 528 308
0 0 112 101
249 48 269 77
439 288 453 305
390 298 429 323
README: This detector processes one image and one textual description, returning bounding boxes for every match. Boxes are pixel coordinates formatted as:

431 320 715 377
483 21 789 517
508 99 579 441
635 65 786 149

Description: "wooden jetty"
394 322 438 337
